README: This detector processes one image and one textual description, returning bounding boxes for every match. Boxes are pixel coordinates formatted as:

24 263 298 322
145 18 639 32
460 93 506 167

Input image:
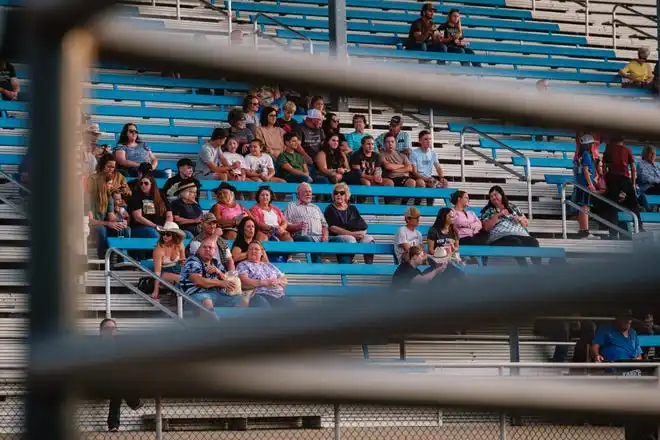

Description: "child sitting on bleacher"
246 139 285 183
111 190 130 227
223 136 249 182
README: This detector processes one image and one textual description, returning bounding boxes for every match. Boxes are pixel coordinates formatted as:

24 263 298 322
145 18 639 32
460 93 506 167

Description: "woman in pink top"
211 182 253 240
450 190 489 245
249 186 292 242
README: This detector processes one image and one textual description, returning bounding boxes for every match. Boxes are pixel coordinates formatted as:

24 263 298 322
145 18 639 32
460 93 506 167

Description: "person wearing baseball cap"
375 115 412 156
189 212 235 271
83 122 111 174
162 157 201 199
393 207 423 263
405 3 444 53
195 127 230 180
572 134 598 239
295 109 326 165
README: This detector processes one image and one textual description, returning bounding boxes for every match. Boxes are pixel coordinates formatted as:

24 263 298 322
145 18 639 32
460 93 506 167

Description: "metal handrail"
560 180 639 239
459 126 533 219
378 361 660 369
252 13 314 54
611 4 658 49
104 248 218 320
553 0 591 36
0 170 29 217
195 0 232 35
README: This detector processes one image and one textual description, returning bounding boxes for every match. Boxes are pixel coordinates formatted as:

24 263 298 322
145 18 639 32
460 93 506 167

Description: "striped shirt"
284 200 327 240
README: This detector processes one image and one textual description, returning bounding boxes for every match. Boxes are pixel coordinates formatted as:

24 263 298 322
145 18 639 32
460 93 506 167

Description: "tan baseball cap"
404 207 421 219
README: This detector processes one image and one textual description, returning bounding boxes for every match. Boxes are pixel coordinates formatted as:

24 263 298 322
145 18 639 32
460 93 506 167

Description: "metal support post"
428 108 435 146
334 403 341 440
499 366 506 440
156 397 163 440
27 27 95 440
329 0 348 112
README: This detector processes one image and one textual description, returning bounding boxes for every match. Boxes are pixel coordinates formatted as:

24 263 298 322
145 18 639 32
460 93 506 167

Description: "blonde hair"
333 182 351 199
89 172 112 215
283 101 297 113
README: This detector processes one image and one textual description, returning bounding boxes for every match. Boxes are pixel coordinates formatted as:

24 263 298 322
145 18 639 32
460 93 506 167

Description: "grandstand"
0 0 657 436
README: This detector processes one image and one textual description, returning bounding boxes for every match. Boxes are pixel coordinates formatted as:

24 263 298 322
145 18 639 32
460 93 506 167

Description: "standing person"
345 114 368 154
440 8 481 67
393 207 424 264
602 136 643 238
375 116 412 155
572 135 598 239
101 318 143 432
195 127 230 180
254 106 286 158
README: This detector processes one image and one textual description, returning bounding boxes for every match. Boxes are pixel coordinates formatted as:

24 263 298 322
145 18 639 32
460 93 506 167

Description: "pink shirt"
452 209 482 239
215 203 248 221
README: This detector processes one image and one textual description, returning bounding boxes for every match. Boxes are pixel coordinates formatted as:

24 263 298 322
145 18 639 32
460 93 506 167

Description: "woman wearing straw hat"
170 179 203 239
150 221 186 301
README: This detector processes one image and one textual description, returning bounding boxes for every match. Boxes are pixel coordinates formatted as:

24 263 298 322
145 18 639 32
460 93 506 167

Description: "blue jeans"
329 235 354 264
257 294 295 308
131 225 160 238
122 167 168 178
285 174 313 184
95 225 132 259
293 234 322 263
190 289 271 309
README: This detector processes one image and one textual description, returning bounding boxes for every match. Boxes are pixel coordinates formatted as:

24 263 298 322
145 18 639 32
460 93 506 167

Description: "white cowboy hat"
428 246 452 265
156 221 186 239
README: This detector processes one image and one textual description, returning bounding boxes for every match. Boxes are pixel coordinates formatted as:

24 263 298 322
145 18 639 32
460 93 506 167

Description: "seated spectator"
96 153 131 198
619 48 654 89
309 96 326 116
392 245 447 288
255 106 286 157
572 135 598 239
603 136 643 238
246 139 285 183
163 158 202 199
179 238 267 310
127 175 172 238
322 112 345 143
189 213 234 271
126 162 152 197
211 182 252 240
324 182 375 264
151 221 186 300
252 85 285 111
404 3 445 54
195 127 230 180
227 108 254 155
592 311 642 362
275 132 314 184
393 207 423 264
284 183 329 263
169 180 203 239
113 123 166 178
237 241 294 308
83 123 111 175
296 109 325 166
451 190 488 245
276 101 300 134
427 208 465 277
380 133 416 195
411 130 448 206
250 185 292 242
375 116 411 155
242 94 260 128
480 185 540 266
440 9 481 67
637 146 660 195
231 217 267 264
315 135 350 184
111 190 130 226
350 136 394 187
0 57 19 101
345 114 368 154
223 136 250 181
87 173 129 258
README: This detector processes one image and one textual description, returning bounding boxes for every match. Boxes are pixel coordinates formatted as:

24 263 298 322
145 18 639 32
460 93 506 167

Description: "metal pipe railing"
0 170 29 218
104 247 218 320
459 126 533 219
195 0 232 39
611 4 658 49
252 13 314 54
562 0 591 37
560 181 639 239
176 0 180 20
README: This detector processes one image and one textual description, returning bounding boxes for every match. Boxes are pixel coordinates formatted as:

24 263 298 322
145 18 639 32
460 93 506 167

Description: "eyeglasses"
162 232 173 237
128 129 138 134
251 101 259 106
269 113 277 117
139 181 150 186
333 191 346 196
332 119 339 123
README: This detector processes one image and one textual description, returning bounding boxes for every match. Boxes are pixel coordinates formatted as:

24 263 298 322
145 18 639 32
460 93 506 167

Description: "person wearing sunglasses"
254 106 286 158
113 123 166 178
242 94 261 128
150 221 186 301
127 175 172 239
324 182 375 264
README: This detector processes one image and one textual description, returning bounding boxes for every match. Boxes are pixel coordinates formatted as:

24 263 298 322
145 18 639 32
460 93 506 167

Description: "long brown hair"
89 172 112 215
139 175 168 216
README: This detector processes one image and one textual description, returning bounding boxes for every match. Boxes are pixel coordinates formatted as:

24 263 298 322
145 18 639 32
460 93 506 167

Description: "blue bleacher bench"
448 123 573 137
511 157 573 170
85 89 244 107
251 0 514 15
90 73 250 92
544 174 572 194
480 139 644 159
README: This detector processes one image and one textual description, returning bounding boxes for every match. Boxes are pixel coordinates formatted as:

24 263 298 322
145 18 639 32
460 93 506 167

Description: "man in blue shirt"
592 310 642 362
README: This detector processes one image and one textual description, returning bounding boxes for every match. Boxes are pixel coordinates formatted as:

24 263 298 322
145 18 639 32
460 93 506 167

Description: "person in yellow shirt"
619 48 654 88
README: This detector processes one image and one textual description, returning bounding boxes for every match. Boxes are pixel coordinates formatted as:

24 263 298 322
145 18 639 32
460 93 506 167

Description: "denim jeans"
328 235 373 264
293 234 323 263
96 225 132 259
131 225 160 238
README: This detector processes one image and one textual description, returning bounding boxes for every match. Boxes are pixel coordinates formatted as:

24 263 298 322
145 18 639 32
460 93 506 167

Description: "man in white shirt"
284 183 328 263
195 127 230 180
394 207 423 263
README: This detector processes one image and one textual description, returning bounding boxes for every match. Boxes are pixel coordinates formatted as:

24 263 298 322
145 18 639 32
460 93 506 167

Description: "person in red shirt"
602 136 643 238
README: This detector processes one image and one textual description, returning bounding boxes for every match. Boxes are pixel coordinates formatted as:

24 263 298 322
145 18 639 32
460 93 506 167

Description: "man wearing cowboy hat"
189 213 235 271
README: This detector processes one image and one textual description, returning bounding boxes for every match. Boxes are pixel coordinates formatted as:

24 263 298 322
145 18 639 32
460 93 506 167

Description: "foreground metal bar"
30 247 660 391
27 27 95 440
93 24 660 139
63 358 660 416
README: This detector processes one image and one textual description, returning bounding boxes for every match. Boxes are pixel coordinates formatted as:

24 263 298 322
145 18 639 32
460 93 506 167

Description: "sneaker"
108 426 119 432
576 230 599 240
